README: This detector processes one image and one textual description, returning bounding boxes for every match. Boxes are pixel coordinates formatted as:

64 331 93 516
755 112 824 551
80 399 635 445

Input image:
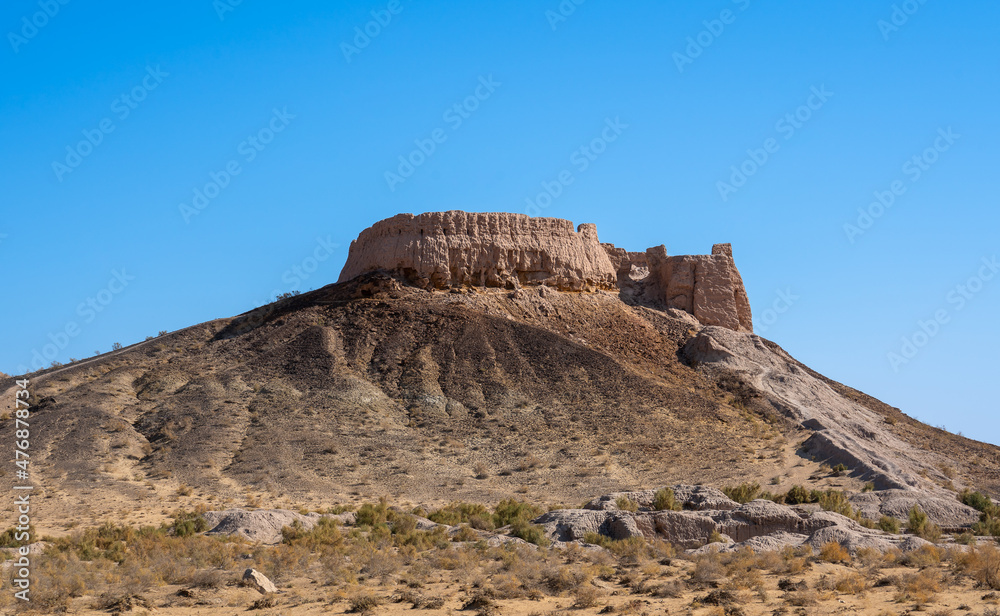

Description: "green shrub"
428 502 493 529
653 488 681 511
784 485 814 505
907 505 941 542
510 521 549 546
878 516 901 534
615 496 639 512
171 510 208 538
817 490 854 518
282 517 343 548
0 525 35 548
583 532 649 558
973 516 1000 537
960 489 996 514
723 482 762 504
492 499 542 528
356 498 394 528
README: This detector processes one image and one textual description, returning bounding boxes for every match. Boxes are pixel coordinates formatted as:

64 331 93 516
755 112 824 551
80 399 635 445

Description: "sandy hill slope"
1 212 995 532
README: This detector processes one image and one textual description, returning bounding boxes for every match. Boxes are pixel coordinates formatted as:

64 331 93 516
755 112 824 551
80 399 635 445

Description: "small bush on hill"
907 505 942 542
653 488 681 511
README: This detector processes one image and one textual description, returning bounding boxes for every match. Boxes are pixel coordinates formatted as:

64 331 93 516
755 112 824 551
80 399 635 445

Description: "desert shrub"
281 517 343 549
855 547 894 571
510 521 549 547
348 594 384 614
783 589 819 606
356 498 395 528
902 545 941 568
394 526 450 551
961 489 1000 537
188 568 226 588
831 463 849 476
653 488 681 511
907 505 942 542
493 499 543 528
817 541 851 564
249 595 277 610
783 485 814 505
27 551 101 611
954 530 976 546
893 569 941 604
974 516 1000 537
767 546 809 575
650 579 686 597
452 524 480 542
816 490 854 518
974 543 1000 590
0 525 35 548
724 561 764 594
615 496 639 512
832 572 867 594
959 489 996 514
878 515 901 533
709 530 727 544
690 549 726 583
361 548 402 582
547 565 593 592
723 483 761 504
171 510 208 538
429 502 494 530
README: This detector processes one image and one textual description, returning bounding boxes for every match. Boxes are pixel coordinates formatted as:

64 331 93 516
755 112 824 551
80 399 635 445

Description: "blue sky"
2 1 998 444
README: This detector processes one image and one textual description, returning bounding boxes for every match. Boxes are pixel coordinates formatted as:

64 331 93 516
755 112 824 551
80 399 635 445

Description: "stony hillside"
1 212 995 535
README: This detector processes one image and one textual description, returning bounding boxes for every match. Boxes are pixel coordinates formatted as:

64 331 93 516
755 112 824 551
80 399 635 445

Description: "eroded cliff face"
641 243 753 333
337 211 618 292
338 211 752 332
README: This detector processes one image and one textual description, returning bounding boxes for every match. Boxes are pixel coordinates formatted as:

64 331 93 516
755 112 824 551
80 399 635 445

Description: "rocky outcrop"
642 244 753 332
535 488 949 554
203 508 355 544
339 211 752 332
338 211 617 292
584 486 738 512
850 490 980 527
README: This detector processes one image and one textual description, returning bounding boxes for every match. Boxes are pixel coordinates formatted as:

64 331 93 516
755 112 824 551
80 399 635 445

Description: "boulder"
242 568 278 594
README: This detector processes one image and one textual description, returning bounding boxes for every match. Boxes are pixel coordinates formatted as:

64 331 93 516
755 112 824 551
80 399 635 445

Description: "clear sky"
2 2 998 444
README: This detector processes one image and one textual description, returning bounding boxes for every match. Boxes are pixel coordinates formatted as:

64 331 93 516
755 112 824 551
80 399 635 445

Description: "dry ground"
3 502 1000 616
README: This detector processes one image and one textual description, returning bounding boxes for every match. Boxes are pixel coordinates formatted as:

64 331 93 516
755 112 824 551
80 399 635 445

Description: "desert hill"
1 211 994 534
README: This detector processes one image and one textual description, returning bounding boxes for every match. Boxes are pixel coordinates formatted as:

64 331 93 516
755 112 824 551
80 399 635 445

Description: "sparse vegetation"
723 482 764 504
3 493 996 615
907 505 942 542
878 515 901 533
653 488 681 511
615 496 639 512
